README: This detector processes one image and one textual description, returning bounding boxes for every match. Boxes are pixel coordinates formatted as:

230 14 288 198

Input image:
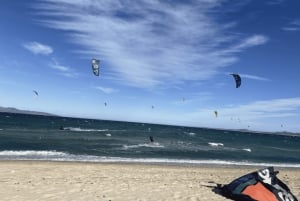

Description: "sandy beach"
0 161 299 201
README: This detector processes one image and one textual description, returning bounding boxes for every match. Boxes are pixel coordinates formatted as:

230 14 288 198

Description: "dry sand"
0 161 299 201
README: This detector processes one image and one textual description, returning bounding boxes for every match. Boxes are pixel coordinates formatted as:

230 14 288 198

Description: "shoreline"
0 160 299 200
2 159 300 170
1 158 300 169
2 159 300 172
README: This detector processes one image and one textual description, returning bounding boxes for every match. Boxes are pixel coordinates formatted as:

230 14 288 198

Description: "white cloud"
50 59 78 78
173 92 213 105
239 73 270 81
291 19 300 26
174 97 300 131
23 42 53 55
282 27 300 32
229 35 269 52
50 64 69 72
224 72 270 82
95 86 118 94
282 19 300 32
218 98 300 120
35 0 268 89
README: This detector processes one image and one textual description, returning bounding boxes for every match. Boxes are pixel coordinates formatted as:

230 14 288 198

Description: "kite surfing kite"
214 167 298 201
231 73 241 88
91 58 100 76
33 90 39 96
214 111 218 118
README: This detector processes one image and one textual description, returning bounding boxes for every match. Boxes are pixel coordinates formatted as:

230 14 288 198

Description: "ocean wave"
63 127 108 132
242 148 252 152
0 150 68 157
261 146 300 152
0 150 299 168
122 142 164 149
208 142 224 147
184 132 195 136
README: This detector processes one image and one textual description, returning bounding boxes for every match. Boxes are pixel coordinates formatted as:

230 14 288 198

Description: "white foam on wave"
243 148 252 152
105 133 112 137
92 158 300 168
0 150 299 168
123 142 164 150
64 127 108 132
0 150 68 157
183 131 196 136
208 142 224 147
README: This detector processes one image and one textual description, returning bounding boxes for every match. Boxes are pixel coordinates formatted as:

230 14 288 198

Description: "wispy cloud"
282 27 300 31
282 19 300 32
50 59 78 78
230 35 268 51
219 98 300 120
291 19 300 26
95 86 118 94
172 92 213 105
23 41 53 55
239 73 270 81
179 97 300 130
34 0 268 89
266 0 285 5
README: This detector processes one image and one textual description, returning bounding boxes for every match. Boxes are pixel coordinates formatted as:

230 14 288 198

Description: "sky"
1 0 300 132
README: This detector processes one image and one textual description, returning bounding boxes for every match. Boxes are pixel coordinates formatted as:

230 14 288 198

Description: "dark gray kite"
231 73 241 88
33 90 39 96
214 111 218 118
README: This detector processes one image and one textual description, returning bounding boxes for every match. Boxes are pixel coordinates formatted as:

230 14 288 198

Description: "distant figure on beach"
149 136 154 143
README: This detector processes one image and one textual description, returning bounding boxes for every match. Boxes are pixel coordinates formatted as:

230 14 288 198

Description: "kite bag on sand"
218 167 298 201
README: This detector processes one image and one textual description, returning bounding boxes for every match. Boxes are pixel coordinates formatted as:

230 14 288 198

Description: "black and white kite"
91 58 100 76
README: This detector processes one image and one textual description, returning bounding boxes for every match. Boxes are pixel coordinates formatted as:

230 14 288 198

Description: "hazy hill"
0 106 55 116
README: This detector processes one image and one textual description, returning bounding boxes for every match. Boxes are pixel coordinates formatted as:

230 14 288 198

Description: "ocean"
0 112 299 167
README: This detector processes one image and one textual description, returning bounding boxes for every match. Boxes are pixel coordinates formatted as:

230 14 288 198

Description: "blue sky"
1 0 300 132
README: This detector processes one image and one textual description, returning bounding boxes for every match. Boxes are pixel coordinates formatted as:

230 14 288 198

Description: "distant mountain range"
1 107 298 135
0 106 56 116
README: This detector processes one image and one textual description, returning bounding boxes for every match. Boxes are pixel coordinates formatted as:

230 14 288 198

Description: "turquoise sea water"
0 112 299 167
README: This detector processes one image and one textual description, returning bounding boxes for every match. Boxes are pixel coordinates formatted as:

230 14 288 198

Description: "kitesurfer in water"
149 136 154 143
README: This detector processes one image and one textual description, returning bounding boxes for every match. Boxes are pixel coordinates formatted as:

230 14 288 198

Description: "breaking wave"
122 142 164 149
62 127 108 132
208 142 224 147
0 150 299 168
